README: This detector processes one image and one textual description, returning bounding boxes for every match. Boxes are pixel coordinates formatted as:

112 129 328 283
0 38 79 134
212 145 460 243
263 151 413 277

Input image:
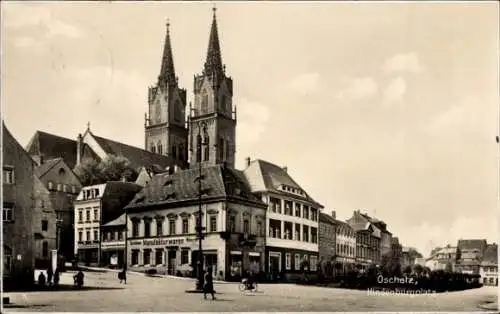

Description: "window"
256 221 262 237
132 221 139 237
150 144 156 153
243 219 249 234
3 207 13 222
295 223 301 241
110 231 115 241
303 225 309 242
131 250 139 265
94 230 98 241
144 221 151 237
86 231 90 241
196 135 202 162
210 216 217 232
57 183 62 191
225 141 230 160
295 203 301 217
48 181 53 190
219 138 224 161
311 227 318 244
179 144 185 161
303 206 309 219
229 216 236 232
158 141 163 155
62 184 68 192
295 254 301 270
201 92 208 114
42 241 48 257
41 220 48 231
93 209 98 221
311 208 317 221
172 145 176 158
72 186 76 194
285 253 291 270
310 256 318 271
181 250 189 265
169 219 176 235
143 250 151 265
118 230 123 240
157 220 163 236
182 219 189 234
284 200 293 215
78 231 83 242
3 168 14 184
86 210 90 221
155 249 163 265
203 136 210 161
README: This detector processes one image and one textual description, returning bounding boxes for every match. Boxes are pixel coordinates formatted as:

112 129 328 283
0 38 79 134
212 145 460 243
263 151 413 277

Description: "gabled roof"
457 239 487 251
26 131 78 169
103 213 126 227
319 213 336 225
126 165 266 212
3 121 36 168
91 134 178 170
349 221 372 232
243 159 322 208
481 244 498 266
34 158 63 178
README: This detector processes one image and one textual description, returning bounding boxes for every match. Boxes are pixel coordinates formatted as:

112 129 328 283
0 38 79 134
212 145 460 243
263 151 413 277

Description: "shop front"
225 233 265 281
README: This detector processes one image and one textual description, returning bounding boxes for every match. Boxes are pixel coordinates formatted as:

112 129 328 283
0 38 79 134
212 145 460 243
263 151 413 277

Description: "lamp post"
194 122 207 291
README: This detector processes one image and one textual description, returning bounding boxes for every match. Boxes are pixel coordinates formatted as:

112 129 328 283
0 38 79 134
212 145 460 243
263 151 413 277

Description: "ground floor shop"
335 256 356 275
102 249 125 268
265 246 319 282
77 247 99 266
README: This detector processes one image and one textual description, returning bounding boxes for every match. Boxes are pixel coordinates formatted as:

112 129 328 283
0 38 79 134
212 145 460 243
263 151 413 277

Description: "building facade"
334 216 356 273
480 243 498 286
318 212 336 263
74 182 141 266
101 213 126 268
34 157 82 261
390 237 403 271
347 210 381 269
456 239 488 275
3 122 36 286
425 245 457 271
124 165 267 281
33 176 57 268
243 159 322 281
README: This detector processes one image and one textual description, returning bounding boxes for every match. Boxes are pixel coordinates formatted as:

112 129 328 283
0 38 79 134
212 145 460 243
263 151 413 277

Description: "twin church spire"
146 7 236 169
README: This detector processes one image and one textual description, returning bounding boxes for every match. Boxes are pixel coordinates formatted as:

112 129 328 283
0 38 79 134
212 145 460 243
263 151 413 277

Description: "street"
4 269 498 312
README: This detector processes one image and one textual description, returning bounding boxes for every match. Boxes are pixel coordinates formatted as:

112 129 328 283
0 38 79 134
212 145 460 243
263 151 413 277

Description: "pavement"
3 269 498 312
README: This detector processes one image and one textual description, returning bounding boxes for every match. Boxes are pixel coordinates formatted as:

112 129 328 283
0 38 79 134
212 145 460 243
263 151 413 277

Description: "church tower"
189 8 236 168
145 20 188 167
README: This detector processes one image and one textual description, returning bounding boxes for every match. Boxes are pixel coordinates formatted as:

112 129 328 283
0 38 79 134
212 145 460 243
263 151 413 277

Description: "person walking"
46 266 53 286
203 267 215 300
118 269 127 284
38 271 46 287
53 268 60 287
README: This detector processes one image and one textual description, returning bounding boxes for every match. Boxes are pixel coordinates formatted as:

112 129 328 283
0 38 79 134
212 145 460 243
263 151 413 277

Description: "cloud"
287 72 320 95
14 37 40 48
335 77 378 100
237 98 270 145
383 76 407 103
383 52 422 73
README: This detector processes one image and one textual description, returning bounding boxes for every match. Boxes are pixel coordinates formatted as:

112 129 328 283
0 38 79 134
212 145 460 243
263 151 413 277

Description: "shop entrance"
167 250 177 275
269 252 281 281
205 254 218 277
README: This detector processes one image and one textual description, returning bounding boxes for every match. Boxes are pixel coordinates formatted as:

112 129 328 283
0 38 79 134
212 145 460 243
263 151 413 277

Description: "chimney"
283 166 287 173
331 210 336 219
245 157 251 167
76 133 83 165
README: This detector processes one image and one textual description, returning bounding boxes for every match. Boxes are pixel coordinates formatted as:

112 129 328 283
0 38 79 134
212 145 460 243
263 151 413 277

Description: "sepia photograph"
1 1 499 312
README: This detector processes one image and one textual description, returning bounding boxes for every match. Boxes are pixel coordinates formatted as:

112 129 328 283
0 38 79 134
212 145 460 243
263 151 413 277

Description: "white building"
243 158 323 281
480 243 498 286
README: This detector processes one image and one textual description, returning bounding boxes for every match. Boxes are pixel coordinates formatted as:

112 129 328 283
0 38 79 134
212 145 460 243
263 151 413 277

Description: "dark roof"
102 213 126 227
319 213 336 225
34 158 63 178
334 219 353 229
26 131 78 169
3 121 36 168
100 181 142 224
457 239 488 251
91 134 180 170
126 165 266 212
482 244 498 266
349 221 372 232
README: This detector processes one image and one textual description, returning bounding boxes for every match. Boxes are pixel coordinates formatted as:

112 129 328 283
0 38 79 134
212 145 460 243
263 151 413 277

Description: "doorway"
269 252 281 281
205 254 218 277
167 250 177 275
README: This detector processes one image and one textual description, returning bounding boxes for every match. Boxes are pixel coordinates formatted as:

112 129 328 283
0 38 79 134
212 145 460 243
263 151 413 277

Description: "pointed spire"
159 18 176 84
204 5 224 78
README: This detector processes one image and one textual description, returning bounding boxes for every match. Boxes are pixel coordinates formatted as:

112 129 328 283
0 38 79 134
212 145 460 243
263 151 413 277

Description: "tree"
413 264 424 276
445 261 453 273
403 265 412 275
74 155 138 186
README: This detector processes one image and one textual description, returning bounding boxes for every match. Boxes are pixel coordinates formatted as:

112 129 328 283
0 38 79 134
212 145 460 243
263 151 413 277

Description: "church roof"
125 164 266 212
204 7 224 78
34 158 64 178
243 159 323 208
158 20 177 85
26 131 78 169
457 239 488 252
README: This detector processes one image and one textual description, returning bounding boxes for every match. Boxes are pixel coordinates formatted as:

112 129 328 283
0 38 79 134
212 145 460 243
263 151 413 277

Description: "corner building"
124 165 267 280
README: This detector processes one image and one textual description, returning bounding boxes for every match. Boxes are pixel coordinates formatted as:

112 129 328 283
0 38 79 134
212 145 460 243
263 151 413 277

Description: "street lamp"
194 122 207 291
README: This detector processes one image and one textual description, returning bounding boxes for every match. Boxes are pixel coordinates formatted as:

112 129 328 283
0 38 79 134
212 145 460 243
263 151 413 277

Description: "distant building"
425 245 457 271
124 164 267 281
3 122 36 286
401 247 423 270
243 159 322 281
34 157 82 261
347 210 381 269
33 176 57 267
318 212 336 262
391 237 403 269
333 215 356 274
480 243 498 286
456 239 488 275
101 213 126 268
73 182 141 266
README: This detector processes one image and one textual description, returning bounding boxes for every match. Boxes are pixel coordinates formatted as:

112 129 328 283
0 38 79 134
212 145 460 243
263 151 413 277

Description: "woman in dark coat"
203 267 215 300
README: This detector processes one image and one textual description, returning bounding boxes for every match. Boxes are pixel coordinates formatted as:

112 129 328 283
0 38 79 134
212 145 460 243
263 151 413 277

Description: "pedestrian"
46 266 53 286
53 268 60 287
38 271 46 287
118 270 127 284
203 267 215 300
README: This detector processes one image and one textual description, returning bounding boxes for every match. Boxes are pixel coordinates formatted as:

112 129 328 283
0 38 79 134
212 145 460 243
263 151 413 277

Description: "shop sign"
130 237 185 247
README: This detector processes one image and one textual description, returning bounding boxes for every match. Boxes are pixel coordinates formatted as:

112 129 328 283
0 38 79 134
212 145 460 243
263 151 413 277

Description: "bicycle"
238 278 258 293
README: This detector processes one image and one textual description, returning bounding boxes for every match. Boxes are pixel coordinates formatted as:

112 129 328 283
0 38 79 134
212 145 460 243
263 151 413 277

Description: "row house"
391 237 403 270
73 182 141 266
456 239 488 275
333 214 356 272
243 159 322 281
318 212 336 264
347 210 381 269
33 176 57 268
425 245 457 271
124 164 267 281
480 243 498 286
101 213 127 268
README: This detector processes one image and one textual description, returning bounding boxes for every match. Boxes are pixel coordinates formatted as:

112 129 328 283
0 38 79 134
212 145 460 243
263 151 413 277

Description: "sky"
2 1 499 257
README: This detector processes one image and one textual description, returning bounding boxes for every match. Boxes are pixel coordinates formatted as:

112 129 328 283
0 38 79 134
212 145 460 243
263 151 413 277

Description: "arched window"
201 91 208 114
219 138 224 161
150 144 156 154
172 145 177 158
157 141 163 155
179 144 184 161
225 140 231 160
203 136 210 161
58 168 66 177
196 135 202 162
